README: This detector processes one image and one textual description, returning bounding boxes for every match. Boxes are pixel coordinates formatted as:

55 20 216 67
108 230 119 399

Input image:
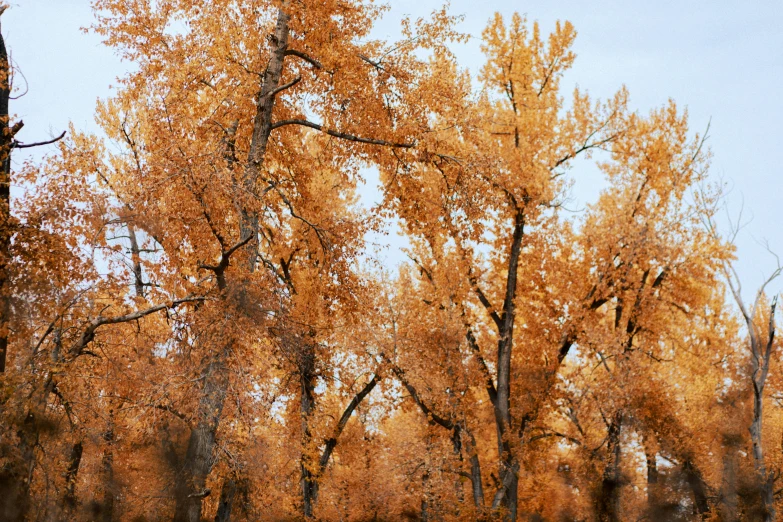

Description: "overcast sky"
4 0 782 300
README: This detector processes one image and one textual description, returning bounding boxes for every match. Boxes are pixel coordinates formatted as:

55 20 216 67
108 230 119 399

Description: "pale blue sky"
5 0 782 299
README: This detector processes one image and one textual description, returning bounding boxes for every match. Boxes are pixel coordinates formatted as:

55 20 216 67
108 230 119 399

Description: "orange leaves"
2 3 776 521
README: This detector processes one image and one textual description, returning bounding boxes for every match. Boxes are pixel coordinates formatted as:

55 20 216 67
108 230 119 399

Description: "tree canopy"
0 2 780 521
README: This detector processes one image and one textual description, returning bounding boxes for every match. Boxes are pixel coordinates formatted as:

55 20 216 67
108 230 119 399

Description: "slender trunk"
240 4 290 271
462 424 485 511
127 223 145 298
0 6 13 374
101 424 116 522
489 209 525 521
299 342 317 519
307 372 380 514
750 382 775 522
597 412 622 522
174 347 231 522
642 435 658 512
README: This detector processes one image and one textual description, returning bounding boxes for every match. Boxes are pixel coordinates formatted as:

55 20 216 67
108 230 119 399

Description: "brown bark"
720 433 740 522
173 347 231 522
597 412 623 522
0 5 13 374
214 478 238 522
682 459 710 518
173 9 293 516
726 276 778 522
299 341 317 519
101 424 116 522
240 4 291 271
303 363 380 517
127 222 145 298
488 209 525 521
64 441 84 509
462 423 486 511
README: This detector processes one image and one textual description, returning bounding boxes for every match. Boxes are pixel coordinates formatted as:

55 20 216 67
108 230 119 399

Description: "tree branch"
262 76 301 100
318 372 382 473
12 130 66 149
284 49 322 69
270 119 414 148
68 295 206 357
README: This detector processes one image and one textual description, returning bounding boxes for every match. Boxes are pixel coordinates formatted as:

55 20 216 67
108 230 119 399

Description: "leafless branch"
270 119 414 148
12 130 66 149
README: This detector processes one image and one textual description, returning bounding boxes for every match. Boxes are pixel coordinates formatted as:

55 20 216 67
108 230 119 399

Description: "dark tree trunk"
101 424 116 522
597 412 623 522
682 459 709 518
174 348 230 522
466 438 485 511
455 423 485 513
299 341 317 519
642 436 658 512
240 4 290 271
214 479 237 522
488 209 525 522
64 441 84 509
0 5 13 374
173 4 293 520
745 297 777 522
750 382 776 522
127 222 145 298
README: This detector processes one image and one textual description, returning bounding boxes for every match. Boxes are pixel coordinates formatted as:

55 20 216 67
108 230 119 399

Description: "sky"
4 0 783 302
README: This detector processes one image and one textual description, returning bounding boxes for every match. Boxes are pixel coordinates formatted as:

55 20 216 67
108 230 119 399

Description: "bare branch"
68 295 206 357
270 119 414 148
284 49 322 69
318 372 382 473
263 75 301 100
12 130 66 149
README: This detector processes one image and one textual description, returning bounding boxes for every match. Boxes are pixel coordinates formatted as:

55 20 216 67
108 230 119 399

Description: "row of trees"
0 1 780 521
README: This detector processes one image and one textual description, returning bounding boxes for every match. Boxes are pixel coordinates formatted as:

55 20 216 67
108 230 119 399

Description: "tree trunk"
240 4 290 271
467 449 485 511
750 383 775 522
0 5 13 374
682 459 709 518
173 4 293 520
64 441 84 509
488 209 525 521
101 424 116 522
214 479 237 522
597 412 622 522
460 423 485 511
642 435 658 513
299 341 317 519
127 222 145 298
720 433 739 522
174 348 230 522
